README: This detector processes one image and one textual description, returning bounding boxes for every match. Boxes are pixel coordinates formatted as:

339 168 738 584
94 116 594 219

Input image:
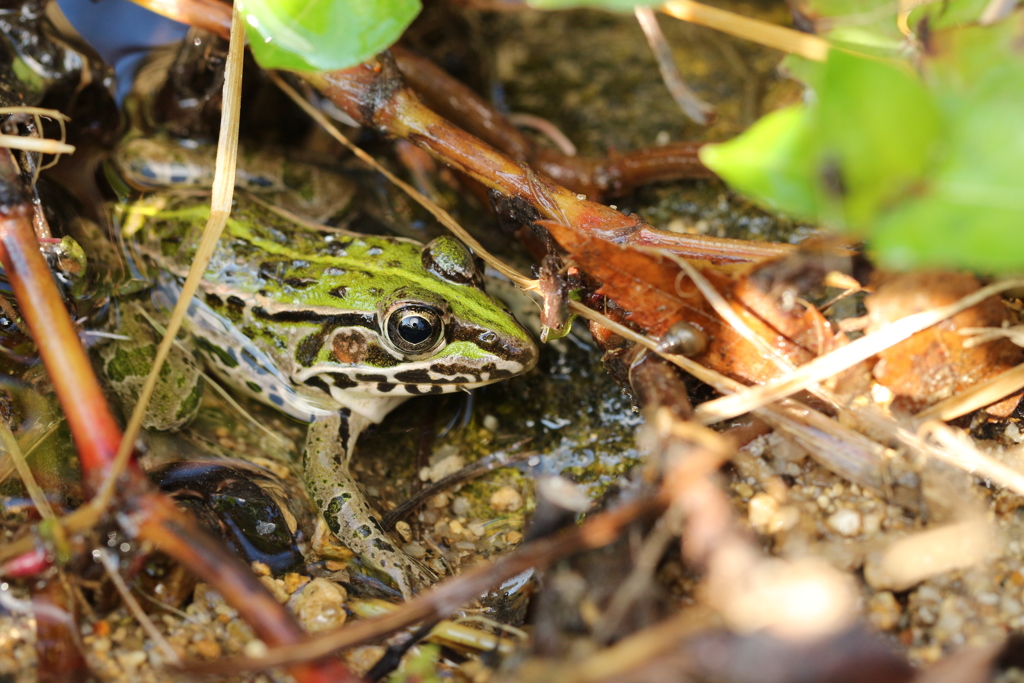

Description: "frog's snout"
507 327 539 376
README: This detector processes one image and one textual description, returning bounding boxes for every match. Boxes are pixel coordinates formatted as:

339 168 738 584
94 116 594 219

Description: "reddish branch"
392 46 715 200
304 55 801 265
0 149 355 682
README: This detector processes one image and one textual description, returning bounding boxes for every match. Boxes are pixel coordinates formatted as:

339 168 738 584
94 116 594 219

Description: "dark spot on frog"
394 369 430 384
296 333 325 367
240 349 267 374
377 382 396 393
195 337 239 368
245 380 262 394
329 286 348 299
324 499 344 535
285 277 317 289
356 525 372 538
205 293 223 308
227 295 246 310
355 373 387 382
304 376 332 396
332 331 366 364
269 393 284 407
328 372 358 390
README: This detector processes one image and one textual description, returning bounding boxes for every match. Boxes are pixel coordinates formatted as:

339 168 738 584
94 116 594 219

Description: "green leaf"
906 0 996 33
703 51 940 232
868 18 1024 271
699 105 821 219
797 0 906 54
238 0 421 72
812 51 941 229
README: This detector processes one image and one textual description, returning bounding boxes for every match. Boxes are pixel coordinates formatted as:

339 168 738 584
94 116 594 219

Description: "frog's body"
120 181 537 595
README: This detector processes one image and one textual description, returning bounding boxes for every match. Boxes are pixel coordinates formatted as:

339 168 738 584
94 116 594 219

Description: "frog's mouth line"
294 354 529 397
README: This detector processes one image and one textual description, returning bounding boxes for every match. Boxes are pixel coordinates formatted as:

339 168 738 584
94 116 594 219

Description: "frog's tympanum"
112 145 538 595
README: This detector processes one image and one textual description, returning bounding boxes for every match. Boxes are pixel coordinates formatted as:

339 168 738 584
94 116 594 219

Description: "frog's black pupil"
398 315 432 344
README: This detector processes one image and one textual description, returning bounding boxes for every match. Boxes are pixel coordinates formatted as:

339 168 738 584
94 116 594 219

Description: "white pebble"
827 509 862 537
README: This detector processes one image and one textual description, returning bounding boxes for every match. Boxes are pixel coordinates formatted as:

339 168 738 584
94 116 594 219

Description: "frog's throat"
328 391 408 424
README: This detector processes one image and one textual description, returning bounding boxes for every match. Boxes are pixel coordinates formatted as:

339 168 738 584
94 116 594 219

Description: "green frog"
109 142 538 596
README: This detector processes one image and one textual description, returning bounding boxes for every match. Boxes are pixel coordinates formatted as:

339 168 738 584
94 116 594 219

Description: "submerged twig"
635 7 715 125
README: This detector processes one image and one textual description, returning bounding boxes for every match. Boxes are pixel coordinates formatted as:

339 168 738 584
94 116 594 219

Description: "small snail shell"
655 321 707 357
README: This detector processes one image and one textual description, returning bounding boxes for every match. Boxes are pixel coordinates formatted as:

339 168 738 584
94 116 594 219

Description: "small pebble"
193 639 222 660
395 520 413 542
289 579 348 633
747 493 777 533
244 640 268 658
403 542 427 559
490 486 524 512
734 482 754 500
827 509 862 537
867 591 902 631
506 531 523 544
451 496 472 516
116 649 147 670
283 573 310 595
483 414 499 432
258 576 290 604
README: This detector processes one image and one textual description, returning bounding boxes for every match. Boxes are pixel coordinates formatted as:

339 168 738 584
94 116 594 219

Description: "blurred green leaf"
794 0 906 54
699 106 821 219
702 51 940 231
704 13 1024 272
907 0 996 32
237 0 421 72
813 51 940 228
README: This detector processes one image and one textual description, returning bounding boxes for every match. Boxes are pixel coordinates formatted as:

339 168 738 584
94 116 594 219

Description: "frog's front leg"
303 410 434 597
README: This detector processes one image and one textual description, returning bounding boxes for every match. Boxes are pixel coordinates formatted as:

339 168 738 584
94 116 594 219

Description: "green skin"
124 191 538 595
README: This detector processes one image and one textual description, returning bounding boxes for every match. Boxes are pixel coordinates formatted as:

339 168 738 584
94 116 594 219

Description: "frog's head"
293 236 537 401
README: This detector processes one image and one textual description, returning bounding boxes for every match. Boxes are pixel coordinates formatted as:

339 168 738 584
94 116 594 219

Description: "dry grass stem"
99 4 245 508
863 518 995 591
659 0 830 61
916 362 1024 421
693 278 1024 425
666 254 797 370
635 7 714 125
917 420 1024 498
0 419 55 521
0 134 74 156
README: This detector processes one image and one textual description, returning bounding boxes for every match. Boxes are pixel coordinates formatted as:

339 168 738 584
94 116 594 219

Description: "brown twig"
185 492 671 674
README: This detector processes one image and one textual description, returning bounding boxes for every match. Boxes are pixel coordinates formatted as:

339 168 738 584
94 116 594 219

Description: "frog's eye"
385 305 445 356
